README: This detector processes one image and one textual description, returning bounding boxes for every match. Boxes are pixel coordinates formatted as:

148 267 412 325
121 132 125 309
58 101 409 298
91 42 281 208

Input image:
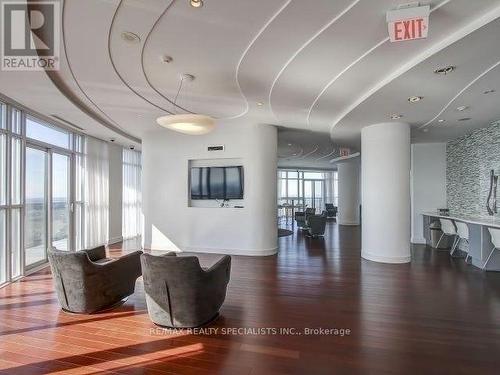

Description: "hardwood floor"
1 223 500 374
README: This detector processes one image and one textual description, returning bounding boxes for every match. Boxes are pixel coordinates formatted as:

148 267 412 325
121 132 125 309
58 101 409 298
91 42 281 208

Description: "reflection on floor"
1 223 500 374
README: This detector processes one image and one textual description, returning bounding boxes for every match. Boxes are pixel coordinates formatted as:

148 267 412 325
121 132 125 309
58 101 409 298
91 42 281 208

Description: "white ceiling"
0 0 499 153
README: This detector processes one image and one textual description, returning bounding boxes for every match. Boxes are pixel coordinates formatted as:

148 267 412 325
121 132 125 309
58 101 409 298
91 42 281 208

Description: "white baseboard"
361 250 411 264
107 236 123 245
338 221 360 226
411 237 426 244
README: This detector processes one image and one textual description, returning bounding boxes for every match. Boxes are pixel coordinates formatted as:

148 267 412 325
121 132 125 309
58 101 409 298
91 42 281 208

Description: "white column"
337 160 360 225
361 122 411 264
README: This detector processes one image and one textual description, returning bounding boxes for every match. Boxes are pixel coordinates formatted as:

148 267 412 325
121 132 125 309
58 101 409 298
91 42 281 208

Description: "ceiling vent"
207 145 224 151
434 65 456 75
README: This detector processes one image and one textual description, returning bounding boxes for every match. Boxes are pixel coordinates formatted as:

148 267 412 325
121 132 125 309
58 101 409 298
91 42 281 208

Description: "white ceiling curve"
0 0 499 151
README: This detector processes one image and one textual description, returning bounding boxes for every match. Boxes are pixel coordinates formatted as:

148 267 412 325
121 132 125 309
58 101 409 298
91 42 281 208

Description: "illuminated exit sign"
387 4 430 42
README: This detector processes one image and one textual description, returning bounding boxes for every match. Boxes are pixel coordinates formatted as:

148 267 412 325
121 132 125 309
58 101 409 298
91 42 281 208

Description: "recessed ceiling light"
434 65 456 75
456 105 469 112
422 128 429 133
162 55 173 64
438 119 445 123
121 31 140 44
458 117 471 122
292 153 297 156
390 114 403 120
484 89 496 94
257 102 264 106
190 0 203 8
408 96 423 103
288 143 292 146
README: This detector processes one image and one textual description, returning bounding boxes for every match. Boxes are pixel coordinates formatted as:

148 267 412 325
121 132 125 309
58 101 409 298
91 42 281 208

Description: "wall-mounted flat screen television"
190 166 244 200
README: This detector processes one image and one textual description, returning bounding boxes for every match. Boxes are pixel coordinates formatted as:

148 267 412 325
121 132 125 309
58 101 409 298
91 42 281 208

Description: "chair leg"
450 236 460 257
482 247 497 271
435 233 445 248
463 239 470 263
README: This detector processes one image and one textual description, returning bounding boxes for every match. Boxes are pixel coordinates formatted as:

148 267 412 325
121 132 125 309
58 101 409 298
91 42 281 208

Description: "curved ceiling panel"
237 0 356 119
314 0 500 134
278 128 342 169
64 0 163 138
142 0 282 119
270 0 398 127
332 17 500 147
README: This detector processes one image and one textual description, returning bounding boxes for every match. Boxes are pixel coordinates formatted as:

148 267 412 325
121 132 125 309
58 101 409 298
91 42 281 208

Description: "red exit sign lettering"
387 5 430 43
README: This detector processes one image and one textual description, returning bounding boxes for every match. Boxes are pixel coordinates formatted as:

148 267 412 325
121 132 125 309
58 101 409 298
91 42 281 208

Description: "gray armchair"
295 207 316 229
48 247 142 313
325 204 337 219
307 214 327 237
141 252 231 328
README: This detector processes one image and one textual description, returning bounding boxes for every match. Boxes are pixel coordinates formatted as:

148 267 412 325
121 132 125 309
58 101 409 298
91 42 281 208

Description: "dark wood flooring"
1 223 500 374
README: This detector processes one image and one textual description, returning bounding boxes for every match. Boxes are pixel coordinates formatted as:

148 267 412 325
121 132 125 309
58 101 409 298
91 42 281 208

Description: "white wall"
108 143 123 244
142 122 278 256
410 143 447 244
337 159 360 225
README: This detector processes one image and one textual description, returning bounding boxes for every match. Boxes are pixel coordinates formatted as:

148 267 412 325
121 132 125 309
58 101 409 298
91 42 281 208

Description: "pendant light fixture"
156 73 215 135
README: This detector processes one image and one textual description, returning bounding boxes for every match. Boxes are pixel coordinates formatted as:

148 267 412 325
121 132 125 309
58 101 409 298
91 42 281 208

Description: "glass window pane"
25 147 47 266
0 210 6 284
0 134 6 205
11 108 22 134
287 179 298 198
52 153 70 251
11 208 21 278
288 171 298 179
0 103 6 129
303 172 323 179
11 137 22 205
26 117 70 149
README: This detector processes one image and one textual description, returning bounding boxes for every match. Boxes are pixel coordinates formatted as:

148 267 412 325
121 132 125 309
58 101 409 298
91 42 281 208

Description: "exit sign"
387 5 430 42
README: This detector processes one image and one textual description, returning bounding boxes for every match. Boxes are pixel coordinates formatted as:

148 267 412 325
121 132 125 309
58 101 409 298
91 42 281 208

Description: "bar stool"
455 221 470 262
484 228 500 270
437 218 459 254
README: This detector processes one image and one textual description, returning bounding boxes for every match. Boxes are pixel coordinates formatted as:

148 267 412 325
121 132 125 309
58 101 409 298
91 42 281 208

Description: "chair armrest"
82 246 106 262
203 255 231 284
94 250 143 276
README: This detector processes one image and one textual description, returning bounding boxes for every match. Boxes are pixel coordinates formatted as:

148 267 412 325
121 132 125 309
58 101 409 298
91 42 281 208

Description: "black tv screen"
190 166 244 200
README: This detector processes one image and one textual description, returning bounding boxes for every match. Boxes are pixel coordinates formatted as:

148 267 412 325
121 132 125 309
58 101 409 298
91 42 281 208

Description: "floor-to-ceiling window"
0 98 85 286
277 169 337 215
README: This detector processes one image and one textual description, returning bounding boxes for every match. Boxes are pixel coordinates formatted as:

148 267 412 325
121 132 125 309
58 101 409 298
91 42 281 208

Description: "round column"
361 122 411 264
337 160 360 225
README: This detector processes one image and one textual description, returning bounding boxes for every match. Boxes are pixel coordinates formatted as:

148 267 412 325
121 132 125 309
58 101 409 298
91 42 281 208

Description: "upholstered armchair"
307 214 327 237
141 252 231 328
325 204 338 219
48 247 143 313
295 207 316 228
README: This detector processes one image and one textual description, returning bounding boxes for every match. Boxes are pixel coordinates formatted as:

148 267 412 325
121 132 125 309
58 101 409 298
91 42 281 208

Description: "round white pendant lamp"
156 73 215 135
156 114 215 135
